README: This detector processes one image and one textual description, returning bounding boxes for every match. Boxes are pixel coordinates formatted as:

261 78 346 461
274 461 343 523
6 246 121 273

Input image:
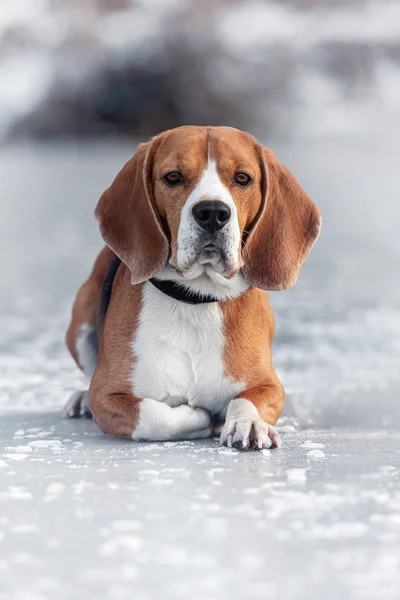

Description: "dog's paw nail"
269 429 281 448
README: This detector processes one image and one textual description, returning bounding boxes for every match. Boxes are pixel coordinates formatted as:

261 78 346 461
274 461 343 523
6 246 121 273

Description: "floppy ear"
95 140 169 284
242 146 321 291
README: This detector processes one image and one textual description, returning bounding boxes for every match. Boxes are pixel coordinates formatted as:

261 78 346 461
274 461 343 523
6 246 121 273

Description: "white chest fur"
131 282 244 416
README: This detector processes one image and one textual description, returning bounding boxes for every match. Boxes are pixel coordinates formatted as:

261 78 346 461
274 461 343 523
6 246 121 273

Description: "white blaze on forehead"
186 157 234 206
176 157 241 270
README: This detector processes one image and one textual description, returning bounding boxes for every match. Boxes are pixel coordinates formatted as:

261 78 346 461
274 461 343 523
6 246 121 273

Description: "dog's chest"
131 283 244 414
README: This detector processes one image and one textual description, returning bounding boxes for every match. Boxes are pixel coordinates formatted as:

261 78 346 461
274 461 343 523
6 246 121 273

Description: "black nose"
192 200 231 233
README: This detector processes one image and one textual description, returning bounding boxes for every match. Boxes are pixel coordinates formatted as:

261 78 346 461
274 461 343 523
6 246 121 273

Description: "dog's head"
95 126 321 291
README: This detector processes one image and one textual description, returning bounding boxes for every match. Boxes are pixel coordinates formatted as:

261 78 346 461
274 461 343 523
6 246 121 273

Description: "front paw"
220 417 281 450
177 406 213 440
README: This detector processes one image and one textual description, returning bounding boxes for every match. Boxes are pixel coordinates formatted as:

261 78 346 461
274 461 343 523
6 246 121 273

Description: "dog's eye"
233 172 251 187
163 172 184 186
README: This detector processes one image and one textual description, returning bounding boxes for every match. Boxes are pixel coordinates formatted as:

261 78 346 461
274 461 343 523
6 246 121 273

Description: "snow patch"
300 441 325 449
307 449 326 459
287 468 308 482
28 440 63 448
2 453 29 461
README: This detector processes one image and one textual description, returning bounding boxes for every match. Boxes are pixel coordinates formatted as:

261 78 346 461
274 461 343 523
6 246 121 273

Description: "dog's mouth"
170 239 240 281
197 243 223 266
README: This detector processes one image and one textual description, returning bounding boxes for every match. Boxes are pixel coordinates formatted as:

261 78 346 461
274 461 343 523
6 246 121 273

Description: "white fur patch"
220 398 281 450
76 323 97 379
176 157 241 274
132 399 212 441
130 282 245 440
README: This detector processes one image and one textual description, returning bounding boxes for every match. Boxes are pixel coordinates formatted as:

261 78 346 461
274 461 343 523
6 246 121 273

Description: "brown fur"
95 141 169 284
242 146 321 290
221 288 284 425
66 246 114 367
88 264 142 437
66 126 321 439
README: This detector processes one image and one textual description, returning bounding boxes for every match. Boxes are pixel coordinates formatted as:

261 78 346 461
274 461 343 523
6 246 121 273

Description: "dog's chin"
175 251 239 282
165 250 247 300
198 245 223 265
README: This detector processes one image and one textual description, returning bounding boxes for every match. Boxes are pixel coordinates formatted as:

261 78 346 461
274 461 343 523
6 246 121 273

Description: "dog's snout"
192 200 231 233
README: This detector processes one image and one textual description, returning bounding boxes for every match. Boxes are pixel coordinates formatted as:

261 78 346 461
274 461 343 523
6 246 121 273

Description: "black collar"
149 278 220 305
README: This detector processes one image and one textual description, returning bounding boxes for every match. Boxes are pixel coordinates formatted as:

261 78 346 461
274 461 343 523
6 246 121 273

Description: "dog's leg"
89 393 213 441
220 382 284 450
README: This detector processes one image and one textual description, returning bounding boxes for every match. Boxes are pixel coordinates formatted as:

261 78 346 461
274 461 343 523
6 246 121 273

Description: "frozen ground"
1 137 400 599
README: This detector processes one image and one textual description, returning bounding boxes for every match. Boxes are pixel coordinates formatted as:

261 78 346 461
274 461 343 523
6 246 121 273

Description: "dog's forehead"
154 126 258 173
209 127 258 166
154 127 207 172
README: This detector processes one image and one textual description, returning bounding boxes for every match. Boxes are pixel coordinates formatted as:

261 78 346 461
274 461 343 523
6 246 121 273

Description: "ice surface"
1 138 400 599
1 413 400 600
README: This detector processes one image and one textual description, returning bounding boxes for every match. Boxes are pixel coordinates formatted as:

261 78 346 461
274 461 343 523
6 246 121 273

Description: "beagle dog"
64 126 321 450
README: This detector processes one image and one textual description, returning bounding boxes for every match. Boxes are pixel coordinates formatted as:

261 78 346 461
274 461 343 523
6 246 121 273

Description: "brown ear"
95 140 169 284
242 146 322 291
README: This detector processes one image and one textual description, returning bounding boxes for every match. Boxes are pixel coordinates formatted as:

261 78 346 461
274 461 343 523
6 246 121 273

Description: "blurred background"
2 3 400 600
2 0 400 140
1 0 400 423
